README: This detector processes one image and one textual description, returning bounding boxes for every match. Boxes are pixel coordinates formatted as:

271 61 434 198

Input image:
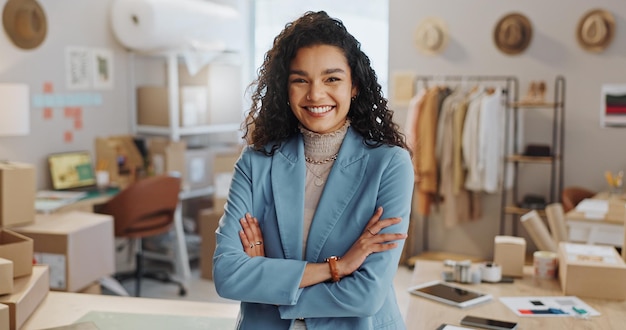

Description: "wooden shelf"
499 76 565 236
506 154 556 163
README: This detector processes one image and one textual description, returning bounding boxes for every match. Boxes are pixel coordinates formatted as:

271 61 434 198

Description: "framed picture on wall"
65 46 91 90
91 48 114 89
601 84 626 128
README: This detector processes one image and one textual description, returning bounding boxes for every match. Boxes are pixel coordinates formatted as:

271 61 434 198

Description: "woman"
213 11 413 329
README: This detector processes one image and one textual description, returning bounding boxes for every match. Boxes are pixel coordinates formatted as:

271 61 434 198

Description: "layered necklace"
300 120 350 187
305 155 337 186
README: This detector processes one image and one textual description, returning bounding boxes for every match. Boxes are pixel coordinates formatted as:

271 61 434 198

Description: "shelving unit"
127 50 243 283
129 51 242 141
499 76 566 236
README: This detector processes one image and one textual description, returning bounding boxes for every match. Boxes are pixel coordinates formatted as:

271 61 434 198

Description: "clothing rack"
410 75 518 254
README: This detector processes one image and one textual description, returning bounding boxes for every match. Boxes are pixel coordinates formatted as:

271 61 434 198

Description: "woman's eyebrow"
323 68 346 75
289 68 347 76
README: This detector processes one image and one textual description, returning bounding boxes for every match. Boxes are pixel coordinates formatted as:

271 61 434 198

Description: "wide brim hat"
576 9 615 53
2 0 47 50
493 13 532 55
414 17 449 55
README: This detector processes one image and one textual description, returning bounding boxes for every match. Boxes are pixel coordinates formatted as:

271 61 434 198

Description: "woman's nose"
307 82 324 101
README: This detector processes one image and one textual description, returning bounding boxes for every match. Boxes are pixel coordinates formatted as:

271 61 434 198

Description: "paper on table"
574 198 608 220
499 296 600 317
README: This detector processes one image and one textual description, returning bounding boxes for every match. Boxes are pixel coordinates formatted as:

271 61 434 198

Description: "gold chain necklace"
305 153 338 165
306 163 333 187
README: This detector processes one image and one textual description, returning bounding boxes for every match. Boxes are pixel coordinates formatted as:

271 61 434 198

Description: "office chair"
94 174 186 297
561 186 596 213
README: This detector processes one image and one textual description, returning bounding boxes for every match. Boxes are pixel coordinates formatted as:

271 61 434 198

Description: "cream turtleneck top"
299 120 350 256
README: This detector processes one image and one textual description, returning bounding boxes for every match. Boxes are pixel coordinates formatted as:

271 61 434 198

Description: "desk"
565 193 625 247
405 260 626 329
36 186 194 287
22 291 239 329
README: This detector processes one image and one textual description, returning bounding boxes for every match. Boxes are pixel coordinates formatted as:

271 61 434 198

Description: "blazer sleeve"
212 148 307 305
278 148 414 318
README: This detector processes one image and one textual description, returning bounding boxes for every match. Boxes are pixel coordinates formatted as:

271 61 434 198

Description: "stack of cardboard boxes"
0 162 49 330
199 151 241 280
0 162 117 329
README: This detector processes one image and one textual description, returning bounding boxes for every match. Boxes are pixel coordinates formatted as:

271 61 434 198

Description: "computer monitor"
48 151 96 190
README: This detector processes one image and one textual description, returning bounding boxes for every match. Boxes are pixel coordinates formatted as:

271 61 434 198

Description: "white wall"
389 0 626 259
0 0 251 189
0 0 130 188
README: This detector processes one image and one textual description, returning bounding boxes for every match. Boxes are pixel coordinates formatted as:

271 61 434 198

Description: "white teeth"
307 106 333 113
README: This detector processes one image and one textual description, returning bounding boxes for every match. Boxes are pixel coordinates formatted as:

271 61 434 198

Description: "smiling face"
288 44 358 134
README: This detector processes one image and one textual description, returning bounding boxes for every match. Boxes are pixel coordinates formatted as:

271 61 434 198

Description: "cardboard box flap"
0 230 32 245
562 243 626 268
0 229 33 278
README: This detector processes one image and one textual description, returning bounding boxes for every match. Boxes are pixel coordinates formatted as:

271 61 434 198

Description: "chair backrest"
561 186 596 213
96 175 181 238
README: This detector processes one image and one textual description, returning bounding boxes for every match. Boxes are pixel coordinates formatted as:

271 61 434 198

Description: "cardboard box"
0 265 49 330
199 208 221 280
0 258 13 294
493 235 526 277
0 162 35 228
0 304 8 330
95 135 144 188
558 242 626 300
0 229 33 278
137 86 209 127
178 63 243 125
147 137 187 184
212 151 240 214
13 212 115 292
185 147 213 190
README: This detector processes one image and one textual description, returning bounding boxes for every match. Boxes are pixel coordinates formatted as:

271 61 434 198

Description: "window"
253 0 389 96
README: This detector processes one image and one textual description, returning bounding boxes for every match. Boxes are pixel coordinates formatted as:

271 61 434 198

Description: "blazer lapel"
272 136 306 260
305 128 368 261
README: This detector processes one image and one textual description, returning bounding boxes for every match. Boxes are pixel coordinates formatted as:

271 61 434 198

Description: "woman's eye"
290 78 307 83
327 77 340 82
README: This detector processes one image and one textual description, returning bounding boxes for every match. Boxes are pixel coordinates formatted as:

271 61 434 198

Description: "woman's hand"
239 213 265 257
336 206 406 279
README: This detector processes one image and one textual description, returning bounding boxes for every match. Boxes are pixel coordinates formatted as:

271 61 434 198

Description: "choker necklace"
305 153 338 165
306 163 333 187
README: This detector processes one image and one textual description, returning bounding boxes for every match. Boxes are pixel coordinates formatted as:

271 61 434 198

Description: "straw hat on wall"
414 17 449 55
493 13 533 55
576 9 615 53
2 0 47 50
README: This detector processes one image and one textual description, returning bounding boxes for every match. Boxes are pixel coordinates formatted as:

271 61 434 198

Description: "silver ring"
249 243 254 249
255 241 263 245
367 228 376 236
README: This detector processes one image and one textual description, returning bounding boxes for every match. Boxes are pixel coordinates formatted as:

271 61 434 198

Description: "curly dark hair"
243 10 408 156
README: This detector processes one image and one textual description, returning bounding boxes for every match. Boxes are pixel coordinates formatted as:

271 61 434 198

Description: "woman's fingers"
364 206 384 235
239 213 265 257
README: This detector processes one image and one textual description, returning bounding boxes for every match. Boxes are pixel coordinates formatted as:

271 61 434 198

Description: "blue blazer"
213 127 414 329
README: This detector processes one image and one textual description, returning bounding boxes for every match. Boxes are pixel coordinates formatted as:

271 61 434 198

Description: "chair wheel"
179 286 187 296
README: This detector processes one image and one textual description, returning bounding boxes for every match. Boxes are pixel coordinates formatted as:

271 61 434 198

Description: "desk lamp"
0 83 30 136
